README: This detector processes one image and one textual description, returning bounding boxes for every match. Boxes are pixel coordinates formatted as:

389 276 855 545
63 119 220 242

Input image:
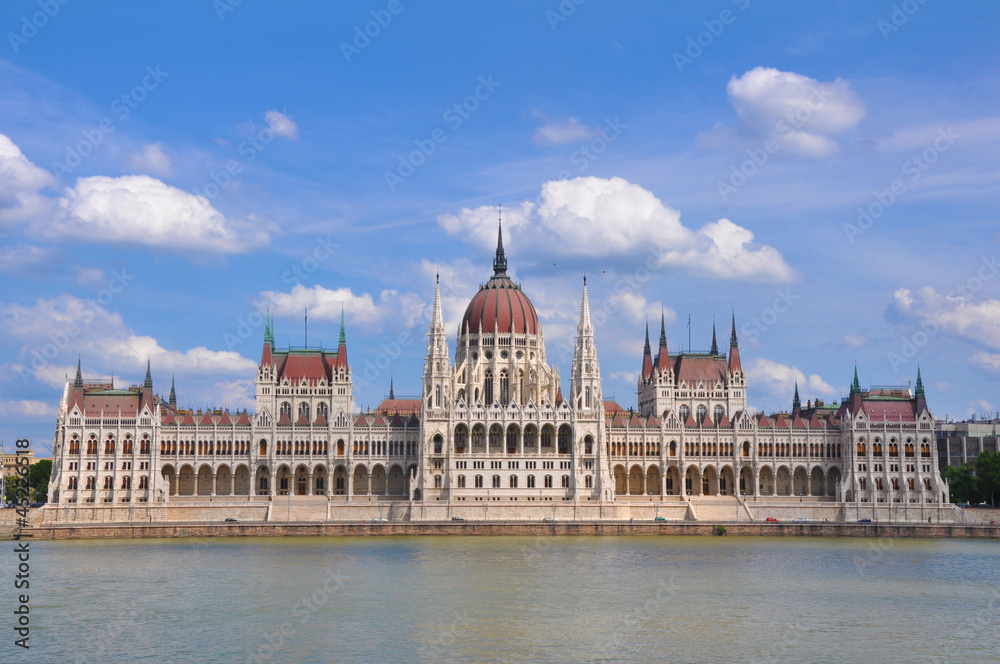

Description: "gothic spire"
432 273 445 332
169 375 176 408
143 358 152 389
263 303 273 346
793 381 801 413
74 356 83 388
578 276 592 332
339 305 347 345
851 364 861 393
658 310 667 350
389 374 395 400
710 321 718 355
643 319 651 356
493 207 507 276
730 310 738 346
915 365 924 396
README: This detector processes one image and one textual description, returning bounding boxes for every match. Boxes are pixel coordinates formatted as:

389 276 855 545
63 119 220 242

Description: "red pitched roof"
314 412 328 426
375 399 421 416
671 355 730 386
236 410 252 426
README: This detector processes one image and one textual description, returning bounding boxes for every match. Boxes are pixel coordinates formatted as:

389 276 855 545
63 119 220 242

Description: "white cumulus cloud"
891 286 1000 351
261 284 425 330
715 67 865 157
47 175 273 253
747 358 838 400
438 176 795 283
0 132 57 226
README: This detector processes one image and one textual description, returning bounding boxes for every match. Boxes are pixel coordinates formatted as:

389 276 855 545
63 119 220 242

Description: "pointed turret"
849 364 864 414
792 382 801 417
851 364 861 394
143 358 153 390
728 312 742 372
493 215 508 276
571 276 600 410
914 364 928 414
261 305 274 366
710 321 718 355
641 319 652 381
337 306 348 369
74 356 83 388
169 375 177 409
389 375 395 400
655 311 670 373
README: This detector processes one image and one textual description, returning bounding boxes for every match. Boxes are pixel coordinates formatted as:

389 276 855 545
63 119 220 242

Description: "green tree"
975 450 1000 506
943 463 979 504
28 459 52 502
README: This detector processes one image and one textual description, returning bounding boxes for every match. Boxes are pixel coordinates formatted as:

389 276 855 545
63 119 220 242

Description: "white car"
371 517 388 523
793 517 810 523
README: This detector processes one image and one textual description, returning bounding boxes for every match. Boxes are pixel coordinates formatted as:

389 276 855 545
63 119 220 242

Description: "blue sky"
2 0 998 455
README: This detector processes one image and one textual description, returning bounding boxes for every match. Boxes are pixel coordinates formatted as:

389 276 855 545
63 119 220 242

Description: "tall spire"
643 319 651 355
389 374 395 400
792 381 801 414
263 303 273 346
143 358 152 389
658 310 667 350
493 206 507 276
710 320 718 355
578 276 592 332
169 375 176 408
74 356 83 388
851 364 861 393
641 318 652 381
339 305 347 345
728 310 742 372
432 273 444 332
915 365 924 396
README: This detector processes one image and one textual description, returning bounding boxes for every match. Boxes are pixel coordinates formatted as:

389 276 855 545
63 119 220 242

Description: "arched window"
585 475 593 488
527 475 536 488
678 405 690 423
317 403 328 418
472 426 485 448
509 475 518 488
584 435 594 455
499 370 509 405
489 425 502 448
455 425 468 451
434 475 442 488
696 405 708 423
298 402 310 420
475 475 483 488
280 402 291 419
259 439 268 456
492 475 501 488
557 425 571 454
433 434 443 455
561 475 570 488
714 405 725 425
544 475 553 488
523 426 537 449
484 370 494 405
435 385 442 408
540 427 552 448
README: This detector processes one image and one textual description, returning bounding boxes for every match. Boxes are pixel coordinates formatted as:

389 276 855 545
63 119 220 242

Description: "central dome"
460 221 539 335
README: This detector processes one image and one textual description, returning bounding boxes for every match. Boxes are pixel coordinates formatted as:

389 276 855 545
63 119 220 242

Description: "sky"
1 0 998 456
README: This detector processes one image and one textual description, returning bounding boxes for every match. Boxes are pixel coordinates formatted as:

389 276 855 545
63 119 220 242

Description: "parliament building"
46 224 952 522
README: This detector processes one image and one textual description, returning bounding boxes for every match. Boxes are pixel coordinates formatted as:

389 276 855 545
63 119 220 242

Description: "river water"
7 536 998 663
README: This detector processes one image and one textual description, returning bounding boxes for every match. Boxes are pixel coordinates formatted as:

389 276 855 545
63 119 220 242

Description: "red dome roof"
462 275 539 335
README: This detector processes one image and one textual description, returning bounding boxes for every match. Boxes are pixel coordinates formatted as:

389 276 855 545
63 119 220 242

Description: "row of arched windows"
69 434 150 456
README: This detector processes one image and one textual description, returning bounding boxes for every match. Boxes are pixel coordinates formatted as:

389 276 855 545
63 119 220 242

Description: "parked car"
858 518 873 523
372 517 388 523
224 517 239 523
451 516 467 522
543 516 557 523
30 502 45 508
765 517 779 522
955 502 970 508
793 517 809 523
655 516 667 522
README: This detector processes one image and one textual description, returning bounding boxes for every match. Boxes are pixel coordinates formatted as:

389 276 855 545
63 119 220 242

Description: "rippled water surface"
8 536 999 663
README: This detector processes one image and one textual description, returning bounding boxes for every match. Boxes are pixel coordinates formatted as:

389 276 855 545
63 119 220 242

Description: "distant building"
936 420 1000 468
1 450 34 478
